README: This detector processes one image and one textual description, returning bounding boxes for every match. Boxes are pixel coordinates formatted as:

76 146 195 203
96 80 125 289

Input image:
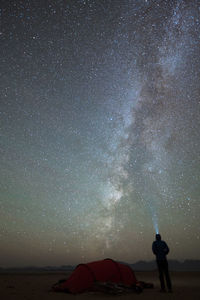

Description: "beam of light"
152 211 159 234
145 197 159 234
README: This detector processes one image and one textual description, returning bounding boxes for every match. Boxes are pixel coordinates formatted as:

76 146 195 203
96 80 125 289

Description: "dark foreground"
0 271 200 300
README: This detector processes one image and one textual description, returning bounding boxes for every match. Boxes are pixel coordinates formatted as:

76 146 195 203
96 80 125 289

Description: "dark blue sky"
1 0 200 267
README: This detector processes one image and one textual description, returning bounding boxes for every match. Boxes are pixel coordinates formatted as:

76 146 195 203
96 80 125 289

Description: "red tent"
54 258 138 293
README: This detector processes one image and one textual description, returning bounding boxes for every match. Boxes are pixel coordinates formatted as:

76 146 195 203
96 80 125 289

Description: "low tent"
53 258 139 294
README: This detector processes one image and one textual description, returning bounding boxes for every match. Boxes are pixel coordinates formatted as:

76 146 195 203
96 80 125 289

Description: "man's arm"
152 242 157 255
163 242 169 255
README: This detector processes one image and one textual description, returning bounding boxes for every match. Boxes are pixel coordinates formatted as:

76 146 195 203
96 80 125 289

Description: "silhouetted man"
152 234 172 293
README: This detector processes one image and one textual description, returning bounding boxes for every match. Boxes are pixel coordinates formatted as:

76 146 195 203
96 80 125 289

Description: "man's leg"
157 261 165 291
163 260 172 291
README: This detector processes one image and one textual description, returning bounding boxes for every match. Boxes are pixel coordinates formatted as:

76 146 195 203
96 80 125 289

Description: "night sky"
1 0 200 267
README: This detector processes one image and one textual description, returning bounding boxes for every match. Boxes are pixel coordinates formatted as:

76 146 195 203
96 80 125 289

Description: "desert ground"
0 270 199 300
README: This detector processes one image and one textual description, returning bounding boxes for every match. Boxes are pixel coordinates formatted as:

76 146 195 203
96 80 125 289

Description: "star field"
0 0 200 267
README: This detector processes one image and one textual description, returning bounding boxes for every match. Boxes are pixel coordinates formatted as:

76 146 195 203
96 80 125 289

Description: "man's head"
156 234 161 241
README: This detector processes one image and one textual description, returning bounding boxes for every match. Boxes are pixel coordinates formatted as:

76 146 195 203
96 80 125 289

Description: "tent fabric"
55 258 138 294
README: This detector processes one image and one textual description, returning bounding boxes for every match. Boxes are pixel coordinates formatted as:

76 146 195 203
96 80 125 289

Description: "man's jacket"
152 240 169 260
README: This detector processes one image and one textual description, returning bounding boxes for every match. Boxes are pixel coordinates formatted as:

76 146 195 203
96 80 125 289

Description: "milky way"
1 0 200 267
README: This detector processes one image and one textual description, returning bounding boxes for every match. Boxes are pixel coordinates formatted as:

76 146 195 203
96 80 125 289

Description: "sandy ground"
0 271 200 300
